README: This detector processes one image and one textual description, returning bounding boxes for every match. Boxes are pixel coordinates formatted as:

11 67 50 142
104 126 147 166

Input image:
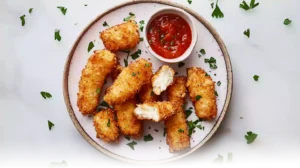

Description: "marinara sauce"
147 14 192 59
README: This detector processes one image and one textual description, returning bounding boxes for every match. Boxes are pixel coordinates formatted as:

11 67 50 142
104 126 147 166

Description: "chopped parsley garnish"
127 141 137 150
47 160 68 168
185 108 192 118
41 91 52 99
96 88 101 94
187 0 192 4
253 75 259 81
211 3 214 9
205 73 210 76
244 29 250 38
29 8 33 14
57 6 67 15
239 0 259 11
125 136 130 141
197 124 205 130
163 128 166 137
215 91 218 97
196 95 202 101
88 41 94 52
132 72 137 76
20 15 26 26
154 129 159 132
145 63 150 67
212 0 224 18
213 154 224 163
245 131 258 144
200 49 206 55
103 21 109 27
178 62 185 68
205 57 218 69
100 101 110 108
284 18 292 25
217 81 221 86
140 37 144 42
188 120 199 136
178 128 184 133
107 119 110 127
121 50 130 67
84 4 88 6
124 12 135 21
139 20 145 32
54 30 61 41
143 134 153 142
48 120 54 130
130 49 141 60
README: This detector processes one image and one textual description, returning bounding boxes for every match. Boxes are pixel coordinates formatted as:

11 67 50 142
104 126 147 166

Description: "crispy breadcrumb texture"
93 108 119 142
186 67 217 120
166 123 190 152
138 82 161 103
77 50 117 115
114 98 143 139
100 21 140 51
151 65 175 95
111 64 124 80
104 58 153 106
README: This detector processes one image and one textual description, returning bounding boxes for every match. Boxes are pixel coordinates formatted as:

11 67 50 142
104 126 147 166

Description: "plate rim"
62 0 233 164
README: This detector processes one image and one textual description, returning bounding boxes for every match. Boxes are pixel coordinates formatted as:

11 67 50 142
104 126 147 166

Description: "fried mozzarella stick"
152 65 175 95
165 77 190 152
93 108 119 142
134 101 179 122
104 58 153 106
100 21 140 51
114 98 143 139
111 64 124 80
77 50 117 115
138 82 161 103
187 67 217 120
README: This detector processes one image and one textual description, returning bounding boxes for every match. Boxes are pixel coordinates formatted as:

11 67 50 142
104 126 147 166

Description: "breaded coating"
114 98 143 139
104 58 153 106
100 21 140 51
151 65 175 95
134 101 179 122
93 108 119 142
77 50 117 115
138 82 161 103
165 77 190 152
111 64 124 80
187 67 217 120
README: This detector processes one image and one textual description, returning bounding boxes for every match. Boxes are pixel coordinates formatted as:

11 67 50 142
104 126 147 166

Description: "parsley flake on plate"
124 12 135 21
284 18 292 25
178 62 185 68
139 20 145 32
143 134 153 142
205 57 218 69
131 49 141 60
163 128 166 137
47 160 68 168
185 108 192 118
121 50 130 67
215 91 218 97
253 75 259 81
244 28 250 38
20 15 26 26
197 124 205 130
188 120 200 136
124 136 130 141
29 8 33 14
41 91 52 99
187 0 192 4
200 49 206 55
211 3 214 9
212 0 224 18
103 21 109 27
140 37 144 42
239 0 259 11
217 81 221 86
245 131 258 144
54 30 61 41
57 6 67 15
127 141 137 150
48 120 54 130
88 41 94 52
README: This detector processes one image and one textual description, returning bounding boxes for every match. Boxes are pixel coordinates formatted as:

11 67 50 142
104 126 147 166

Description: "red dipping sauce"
147 14 192 59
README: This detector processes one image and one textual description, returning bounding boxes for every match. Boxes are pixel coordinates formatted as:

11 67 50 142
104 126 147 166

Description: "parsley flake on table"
41 91 52 99
107 119 110 127
196 95 202 101
103 21 109 27
253 75 259 81
217 81 221 86
29 8 33 14
239 0 259 11
127 141 137 150
205 57 218 69
212 0 224 18
88 41 94 52
130 49 141 60
187 0 192 4
20 15 26 26
143 134 153 142
47 160 68 168
54 30 61 41
284 18 292 25
213 154 224 163
178 62 185 68
244 28 250 38
57 6 67 15
124 12 135 21
245 131 258 144
178 128 184 133
48 120 54 130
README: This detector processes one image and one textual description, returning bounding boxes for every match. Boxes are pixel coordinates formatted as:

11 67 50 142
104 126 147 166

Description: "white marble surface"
1 0 299 167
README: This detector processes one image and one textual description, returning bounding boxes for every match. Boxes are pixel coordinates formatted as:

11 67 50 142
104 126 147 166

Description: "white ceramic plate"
63 0 232 164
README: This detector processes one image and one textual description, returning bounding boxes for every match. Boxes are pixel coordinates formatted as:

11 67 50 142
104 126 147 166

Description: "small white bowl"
143 7 198 63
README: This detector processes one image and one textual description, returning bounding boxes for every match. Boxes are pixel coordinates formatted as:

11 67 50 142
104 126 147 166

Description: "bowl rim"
143 7 198 63
63 0 233 165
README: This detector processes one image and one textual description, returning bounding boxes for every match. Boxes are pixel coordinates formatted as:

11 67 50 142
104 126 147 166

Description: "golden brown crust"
138 82 161 103
77 50 117 115
165 76 190 152
114 98 143 139
186 67 217 120
93 108 119 142
111 64 124 80
103 58 153 106
100 21 140 51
